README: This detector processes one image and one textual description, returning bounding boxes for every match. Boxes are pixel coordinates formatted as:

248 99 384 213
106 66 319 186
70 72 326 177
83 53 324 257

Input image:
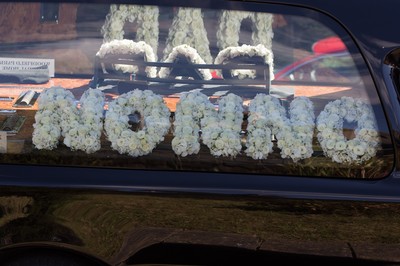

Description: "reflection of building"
0 3 78 43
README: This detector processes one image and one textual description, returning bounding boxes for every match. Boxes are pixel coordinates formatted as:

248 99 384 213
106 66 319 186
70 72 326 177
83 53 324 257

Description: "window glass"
0 2 393 179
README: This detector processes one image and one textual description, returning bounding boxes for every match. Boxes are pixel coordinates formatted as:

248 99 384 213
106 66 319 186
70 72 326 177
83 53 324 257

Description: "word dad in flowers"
101 6 273 64
32 87 380 165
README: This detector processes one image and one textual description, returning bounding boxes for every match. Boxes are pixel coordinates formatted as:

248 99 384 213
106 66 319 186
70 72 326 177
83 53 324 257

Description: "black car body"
1 0 400 265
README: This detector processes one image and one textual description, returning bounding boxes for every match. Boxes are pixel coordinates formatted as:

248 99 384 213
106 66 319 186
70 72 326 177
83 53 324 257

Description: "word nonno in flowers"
32 87 381 164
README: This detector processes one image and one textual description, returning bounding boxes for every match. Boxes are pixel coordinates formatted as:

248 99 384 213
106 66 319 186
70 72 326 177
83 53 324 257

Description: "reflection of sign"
0 131 7 153
0 115 26 135
0 57 55 77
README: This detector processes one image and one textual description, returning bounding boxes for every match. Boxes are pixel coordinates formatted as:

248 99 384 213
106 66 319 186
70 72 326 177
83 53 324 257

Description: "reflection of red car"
275 37 361 83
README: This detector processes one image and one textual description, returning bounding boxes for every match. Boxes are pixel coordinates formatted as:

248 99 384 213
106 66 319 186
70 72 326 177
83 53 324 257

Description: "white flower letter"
316 96 380 164
216 11 274 51
159 44 212 80
201 93 244 157
172 91 215 157
63 89 105 153
163 8 212 64
246 94 315 162
104 89 170 157
172 92 244 158
96 39 157 78
214 44 274 80
101 5 159 59
32 87 105 153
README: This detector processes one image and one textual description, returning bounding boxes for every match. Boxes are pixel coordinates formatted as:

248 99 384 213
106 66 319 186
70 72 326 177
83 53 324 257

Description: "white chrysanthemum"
159 44 212 80
172 91 214 157
97 39 157 78
214 44 274 80
101 5 159 58
216 10 274 52
33 87 105 153
163 7 212 64
63 89 105 153
201 93 244 157
104 89 170 157
245 94 315 162
316 96 380 164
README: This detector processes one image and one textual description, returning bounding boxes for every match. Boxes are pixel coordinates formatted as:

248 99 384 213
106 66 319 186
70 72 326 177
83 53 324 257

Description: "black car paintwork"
1 0 400 265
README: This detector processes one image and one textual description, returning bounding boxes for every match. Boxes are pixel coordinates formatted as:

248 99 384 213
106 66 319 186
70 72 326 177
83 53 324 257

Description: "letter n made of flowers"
172 91 244 158
32 87 105 153
246 94 315 162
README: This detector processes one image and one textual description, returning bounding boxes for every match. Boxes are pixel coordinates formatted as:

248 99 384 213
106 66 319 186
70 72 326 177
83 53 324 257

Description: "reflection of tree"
0 196 33 227
0 194 82 246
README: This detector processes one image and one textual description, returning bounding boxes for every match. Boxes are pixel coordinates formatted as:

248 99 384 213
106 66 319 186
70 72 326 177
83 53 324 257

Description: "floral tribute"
316 96 380 164
172 91 215 157
163 8 212 64
214 44 274 80
32 87 105 153
245 94 314 162
201 93 244 157
96 39 157 77
104 89 170 157
172 91 243 157
216 10 274 51
32 87 381 166
33 87 75 150
159 44 212 80
276 97 315 161
63 89 105 153
101 5 159 59
245 94 282 160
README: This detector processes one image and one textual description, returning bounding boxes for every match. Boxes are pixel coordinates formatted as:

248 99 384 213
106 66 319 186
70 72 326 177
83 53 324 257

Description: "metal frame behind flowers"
91 53 271 93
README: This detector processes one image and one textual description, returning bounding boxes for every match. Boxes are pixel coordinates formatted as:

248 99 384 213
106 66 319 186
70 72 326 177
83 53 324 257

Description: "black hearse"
0 0 400 265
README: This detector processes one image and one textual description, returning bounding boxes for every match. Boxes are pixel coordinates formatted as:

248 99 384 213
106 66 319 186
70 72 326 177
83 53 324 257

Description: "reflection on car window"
279 52 361 83
0 2 393 179
274 35 362 84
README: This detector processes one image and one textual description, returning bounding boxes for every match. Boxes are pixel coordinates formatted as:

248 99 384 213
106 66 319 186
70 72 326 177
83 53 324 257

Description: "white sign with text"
0 57 55 77
0 131 7 153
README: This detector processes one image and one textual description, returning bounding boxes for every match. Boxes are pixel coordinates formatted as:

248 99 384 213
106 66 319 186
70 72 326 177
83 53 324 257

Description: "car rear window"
0 1 394 179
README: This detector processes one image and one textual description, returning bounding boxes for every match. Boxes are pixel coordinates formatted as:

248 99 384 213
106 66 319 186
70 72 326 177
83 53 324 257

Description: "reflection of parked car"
2 1 400 266
275 37 361 83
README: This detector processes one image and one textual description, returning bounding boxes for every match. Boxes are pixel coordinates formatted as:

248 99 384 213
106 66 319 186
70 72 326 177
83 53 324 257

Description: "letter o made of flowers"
104 89 170 157
316 96 380 164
